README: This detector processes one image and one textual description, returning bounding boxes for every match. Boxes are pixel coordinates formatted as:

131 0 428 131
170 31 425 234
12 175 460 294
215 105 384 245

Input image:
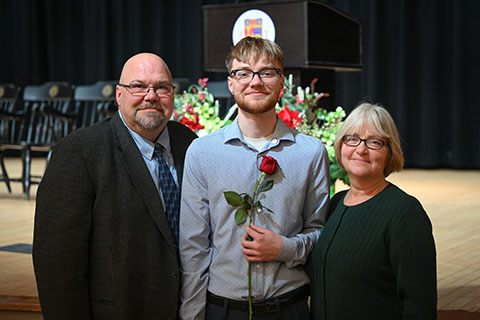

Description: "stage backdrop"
1 0 479 169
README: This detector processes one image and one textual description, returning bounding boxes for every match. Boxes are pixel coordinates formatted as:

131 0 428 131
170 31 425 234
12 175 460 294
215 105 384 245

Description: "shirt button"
272 138 278 144
256 208 261 213
256 264 262 270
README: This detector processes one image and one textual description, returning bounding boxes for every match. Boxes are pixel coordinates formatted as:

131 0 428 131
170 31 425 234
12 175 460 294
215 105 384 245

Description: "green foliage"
277 74 350 189
235 208 248 225
257 180 274 193
224 188 272 226
224 191 243 207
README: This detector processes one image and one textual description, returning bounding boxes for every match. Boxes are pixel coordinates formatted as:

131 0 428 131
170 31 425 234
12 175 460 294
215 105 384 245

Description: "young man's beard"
236 99 276 114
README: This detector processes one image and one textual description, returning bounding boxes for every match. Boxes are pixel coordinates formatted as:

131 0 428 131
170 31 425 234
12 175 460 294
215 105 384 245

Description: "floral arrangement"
173 76 349 192
276 75 350 191
173 78 235 137
223 155 279 320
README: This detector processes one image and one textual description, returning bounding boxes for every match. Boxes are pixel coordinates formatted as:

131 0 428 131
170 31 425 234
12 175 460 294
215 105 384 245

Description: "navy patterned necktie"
154 144 180 243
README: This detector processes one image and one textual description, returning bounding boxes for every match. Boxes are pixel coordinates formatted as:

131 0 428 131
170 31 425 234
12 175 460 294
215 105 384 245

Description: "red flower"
310 78 318 88
295 94 303 104
173 110 179 120
180 114 204 131
197 77 209 88
199 93 206 101
259 156 278 175
277 106 301 128
185 103 194 113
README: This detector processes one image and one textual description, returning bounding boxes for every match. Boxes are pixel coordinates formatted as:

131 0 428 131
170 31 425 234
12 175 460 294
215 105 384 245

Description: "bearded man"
179 37 330 320
33 52 197 320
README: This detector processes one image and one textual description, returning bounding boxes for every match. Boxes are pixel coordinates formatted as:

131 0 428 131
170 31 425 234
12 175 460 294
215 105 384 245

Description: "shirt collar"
224 115 296 150
118 110 171 160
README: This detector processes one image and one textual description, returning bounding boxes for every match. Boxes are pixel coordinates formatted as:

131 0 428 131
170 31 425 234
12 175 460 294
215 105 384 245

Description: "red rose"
259 156 278 175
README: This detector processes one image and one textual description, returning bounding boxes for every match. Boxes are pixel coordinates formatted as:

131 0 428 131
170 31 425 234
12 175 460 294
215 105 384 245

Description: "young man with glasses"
33 53 197 320
179 37 330 319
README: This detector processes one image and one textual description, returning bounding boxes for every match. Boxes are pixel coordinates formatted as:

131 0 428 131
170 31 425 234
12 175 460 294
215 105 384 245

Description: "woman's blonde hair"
334 103 404 177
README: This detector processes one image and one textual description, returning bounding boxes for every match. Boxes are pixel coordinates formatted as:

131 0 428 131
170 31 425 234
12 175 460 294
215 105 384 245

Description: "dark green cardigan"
309 184 437 320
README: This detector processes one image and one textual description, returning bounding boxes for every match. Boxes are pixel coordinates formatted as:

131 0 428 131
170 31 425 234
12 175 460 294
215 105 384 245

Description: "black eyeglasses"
342 135 388 150
118 82 175 96
229 68 282 84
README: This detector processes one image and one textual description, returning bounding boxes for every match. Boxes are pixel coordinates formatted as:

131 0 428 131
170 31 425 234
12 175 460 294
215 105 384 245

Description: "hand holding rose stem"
223 156 278 320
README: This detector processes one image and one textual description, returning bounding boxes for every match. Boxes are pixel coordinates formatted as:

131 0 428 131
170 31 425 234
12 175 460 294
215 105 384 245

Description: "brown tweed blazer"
33 113 197 320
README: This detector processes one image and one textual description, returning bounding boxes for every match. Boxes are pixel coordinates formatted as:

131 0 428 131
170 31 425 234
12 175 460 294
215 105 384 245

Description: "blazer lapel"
111 114 176 247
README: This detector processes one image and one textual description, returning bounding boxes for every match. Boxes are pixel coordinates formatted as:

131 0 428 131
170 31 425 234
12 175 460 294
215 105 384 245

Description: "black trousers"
205 297 311 320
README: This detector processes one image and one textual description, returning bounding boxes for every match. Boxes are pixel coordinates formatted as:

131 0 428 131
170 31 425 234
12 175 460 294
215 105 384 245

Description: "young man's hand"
241 224 282 262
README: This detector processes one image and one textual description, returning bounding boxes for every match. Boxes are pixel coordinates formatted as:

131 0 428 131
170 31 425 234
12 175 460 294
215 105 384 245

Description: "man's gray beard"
134 104 166 131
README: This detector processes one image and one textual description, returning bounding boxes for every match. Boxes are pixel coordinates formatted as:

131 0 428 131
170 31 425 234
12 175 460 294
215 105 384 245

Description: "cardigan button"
171 271 179 279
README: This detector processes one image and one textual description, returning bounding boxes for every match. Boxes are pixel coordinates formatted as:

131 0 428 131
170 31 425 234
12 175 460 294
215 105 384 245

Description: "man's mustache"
135 104 166 112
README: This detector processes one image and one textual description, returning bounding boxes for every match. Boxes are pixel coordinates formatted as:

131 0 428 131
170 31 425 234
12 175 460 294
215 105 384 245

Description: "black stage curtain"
327 0 480 169
1 0 479 169
0 0 204 85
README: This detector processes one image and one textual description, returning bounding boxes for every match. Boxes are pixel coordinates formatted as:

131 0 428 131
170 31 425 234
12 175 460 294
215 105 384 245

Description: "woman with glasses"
309 103 437 320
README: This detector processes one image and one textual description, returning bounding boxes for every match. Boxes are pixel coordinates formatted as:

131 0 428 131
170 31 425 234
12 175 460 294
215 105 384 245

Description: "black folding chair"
0 83 23 193
74 80 117 128
3 82 75 199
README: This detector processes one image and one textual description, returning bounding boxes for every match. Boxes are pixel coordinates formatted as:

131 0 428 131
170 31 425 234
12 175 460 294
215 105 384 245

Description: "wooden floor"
0 157 479 316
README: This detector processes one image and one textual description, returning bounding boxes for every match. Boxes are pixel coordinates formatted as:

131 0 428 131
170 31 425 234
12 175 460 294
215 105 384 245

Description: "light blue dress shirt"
118 111 178 196
179 117 330 319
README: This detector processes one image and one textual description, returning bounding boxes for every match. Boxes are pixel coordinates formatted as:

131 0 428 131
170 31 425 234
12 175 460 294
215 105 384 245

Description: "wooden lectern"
203 0 362 109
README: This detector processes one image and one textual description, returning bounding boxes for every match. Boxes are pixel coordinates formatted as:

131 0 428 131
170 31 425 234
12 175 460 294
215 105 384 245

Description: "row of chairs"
0 81 118 200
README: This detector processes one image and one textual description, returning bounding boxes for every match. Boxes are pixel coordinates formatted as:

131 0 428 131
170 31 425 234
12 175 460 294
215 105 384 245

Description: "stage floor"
0 157 479 314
